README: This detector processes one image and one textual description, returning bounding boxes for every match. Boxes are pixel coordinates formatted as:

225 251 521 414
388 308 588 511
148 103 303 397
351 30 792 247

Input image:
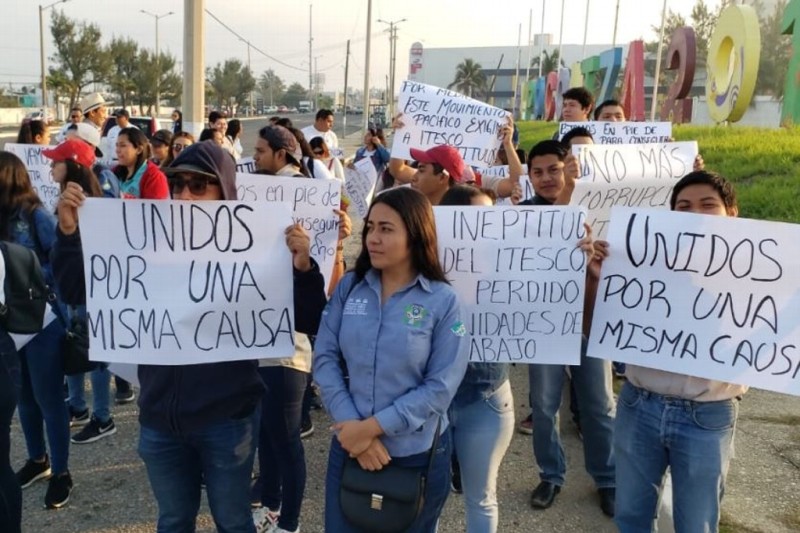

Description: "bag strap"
424 416 442 476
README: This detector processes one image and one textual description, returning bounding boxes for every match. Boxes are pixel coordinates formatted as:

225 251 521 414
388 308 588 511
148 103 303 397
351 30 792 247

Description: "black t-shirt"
518 195 554 206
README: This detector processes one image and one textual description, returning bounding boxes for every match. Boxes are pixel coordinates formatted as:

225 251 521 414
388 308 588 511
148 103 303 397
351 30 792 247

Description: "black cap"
114 108 130 119
151 129 173 146
164 141 237 200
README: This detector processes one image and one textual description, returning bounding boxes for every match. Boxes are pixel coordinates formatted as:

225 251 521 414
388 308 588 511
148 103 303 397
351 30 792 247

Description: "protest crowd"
0 78 794 533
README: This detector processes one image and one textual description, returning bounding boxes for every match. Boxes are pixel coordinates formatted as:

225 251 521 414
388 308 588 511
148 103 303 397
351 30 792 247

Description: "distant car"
298 106 311 114
266 105 278 114
277 105 289 113
23 111 53 124
289 107 299 113
101 116 168 139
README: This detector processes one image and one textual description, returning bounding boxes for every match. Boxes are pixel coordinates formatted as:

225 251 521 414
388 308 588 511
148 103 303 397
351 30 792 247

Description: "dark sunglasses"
172 143 190 152
312 149 324 155
169 176 221 196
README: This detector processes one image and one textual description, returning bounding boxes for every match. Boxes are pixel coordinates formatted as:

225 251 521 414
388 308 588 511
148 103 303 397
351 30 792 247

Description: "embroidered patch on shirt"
404 304 427 327
343 297 369 316
450 321 467 337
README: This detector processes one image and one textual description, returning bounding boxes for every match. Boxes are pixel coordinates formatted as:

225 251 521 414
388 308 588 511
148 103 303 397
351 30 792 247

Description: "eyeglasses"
173 143 190 153
169 176 221 196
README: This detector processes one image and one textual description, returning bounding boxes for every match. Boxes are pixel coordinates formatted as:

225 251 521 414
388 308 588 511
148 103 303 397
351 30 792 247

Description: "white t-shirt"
301 125 339 150
302 157 335 180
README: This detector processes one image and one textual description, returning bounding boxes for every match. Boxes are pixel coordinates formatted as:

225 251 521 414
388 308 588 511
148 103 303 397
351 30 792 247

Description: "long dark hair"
226 119 242 140
365 127 385 150
114 127 150 180
61 160 103 198
172 109 183 132
353 187 447 283
0 152 43 239
17 120 47 144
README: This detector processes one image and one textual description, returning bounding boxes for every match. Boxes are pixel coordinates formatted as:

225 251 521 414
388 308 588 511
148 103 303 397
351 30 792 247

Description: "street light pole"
39 0 70 119
141 9 174 117
377 18 406 122
362 0 372 134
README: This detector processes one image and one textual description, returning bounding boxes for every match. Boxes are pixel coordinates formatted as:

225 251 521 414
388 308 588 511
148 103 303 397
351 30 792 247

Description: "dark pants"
138 410 259 533
0 334 22 533
257 366 307 531
324 431 452 532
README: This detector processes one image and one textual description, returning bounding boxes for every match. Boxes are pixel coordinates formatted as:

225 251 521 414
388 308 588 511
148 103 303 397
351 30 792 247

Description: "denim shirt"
8 207 56 282
452 362 510 408
313 270 469 458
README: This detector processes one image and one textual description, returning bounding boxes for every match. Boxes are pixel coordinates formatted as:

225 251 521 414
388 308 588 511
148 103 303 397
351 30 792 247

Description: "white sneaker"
253 507 280 533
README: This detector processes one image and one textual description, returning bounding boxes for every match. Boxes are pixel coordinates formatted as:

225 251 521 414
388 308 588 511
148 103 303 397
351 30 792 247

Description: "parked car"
266 105 278 114
277 105 289 113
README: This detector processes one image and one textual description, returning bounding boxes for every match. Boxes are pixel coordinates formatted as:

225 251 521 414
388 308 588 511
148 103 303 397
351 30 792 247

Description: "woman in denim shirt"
314 187 469 532
0 152 71 509
440 185 514 533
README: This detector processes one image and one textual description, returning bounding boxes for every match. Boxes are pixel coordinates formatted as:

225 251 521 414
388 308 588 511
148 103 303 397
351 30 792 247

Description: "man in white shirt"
301 109 339 151
104 109 130 156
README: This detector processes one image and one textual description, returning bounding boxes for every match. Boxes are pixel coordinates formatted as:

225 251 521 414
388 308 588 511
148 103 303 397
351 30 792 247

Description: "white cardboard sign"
588 207 800 396
236 174 341 287
343 158 379 219
434 205 588 364
79 199 296 365
558 121 672 144
570 142 698 238
5 143 60 212
392 80 510 168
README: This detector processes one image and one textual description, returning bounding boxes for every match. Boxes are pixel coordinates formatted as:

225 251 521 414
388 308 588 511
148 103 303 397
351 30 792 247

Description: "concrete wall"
691 96 782 128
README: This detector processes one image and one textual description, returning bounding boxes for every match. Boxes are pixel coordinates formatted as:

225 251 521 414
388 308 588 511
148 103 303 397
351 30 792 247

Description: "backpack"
0 240 51 334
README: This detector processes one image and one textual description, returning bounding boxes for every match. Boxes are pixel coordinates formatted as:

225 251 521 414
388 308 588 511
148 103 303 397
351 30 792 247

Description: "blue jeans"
325 430 452 532
17 320 70 475
256 366 306 531
137 410 259 533
0 335 21 533
67 365 112 422
614 382 739 533
450 380 514 533
528 345 615 488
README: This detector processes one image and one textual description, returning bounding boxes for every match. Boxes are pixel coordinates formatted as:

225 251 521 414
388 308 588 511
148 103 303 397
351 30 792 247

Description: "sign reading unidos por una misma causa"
588 207 800 396
79 199 296 365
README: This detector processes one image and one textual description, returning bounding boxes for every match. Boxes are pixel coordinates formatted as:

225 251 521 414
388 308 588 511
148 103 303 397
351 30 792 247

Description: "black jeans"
0 333 21 533
257 366 307 532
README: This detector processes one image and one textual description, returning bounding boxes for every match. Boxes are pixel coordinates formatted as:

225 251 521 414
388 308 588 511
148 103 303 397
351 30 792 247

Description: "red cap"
42 139 96 169
410 145 465 182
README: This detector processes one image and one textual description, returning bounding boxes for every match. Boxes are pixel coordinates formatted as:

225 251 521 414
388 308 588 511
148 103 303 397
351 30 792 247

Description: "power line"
204 9 306 72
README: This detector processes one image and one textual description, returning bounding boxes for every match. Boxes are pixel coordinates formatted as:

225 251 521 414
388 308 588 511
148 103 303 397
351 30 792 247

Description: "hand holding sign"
57 181 85 236
285 223 312 272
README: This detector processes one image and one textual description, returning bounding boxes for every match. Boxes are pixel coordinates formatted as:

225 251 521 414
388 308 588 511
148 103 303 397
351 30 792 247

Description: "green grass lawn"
517 121 800 223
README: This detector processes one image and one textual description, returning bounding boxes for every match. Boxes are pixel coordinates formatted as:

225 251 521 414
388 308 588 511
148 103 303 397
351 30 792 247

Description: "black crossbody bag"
339 418 441 533
335 275 441 531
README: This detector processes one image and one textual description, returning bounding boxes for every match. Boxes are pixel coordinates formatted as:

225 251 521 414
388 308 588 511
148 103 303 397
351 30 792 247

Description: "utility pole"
362 0 372 133
651 0 668 120
343 39 350 138
538 0 546 77
246 42 253 116
612 0 621 48
377 18 406 123
183 0 204 136
582 0 591 59
141 9 174 117
308 3 314 106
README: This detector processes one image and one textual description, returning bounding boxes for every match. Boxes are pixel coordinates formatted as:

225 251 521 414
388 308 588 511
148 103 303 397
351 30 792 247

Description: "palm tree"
449 59 487 98
529 49 563 75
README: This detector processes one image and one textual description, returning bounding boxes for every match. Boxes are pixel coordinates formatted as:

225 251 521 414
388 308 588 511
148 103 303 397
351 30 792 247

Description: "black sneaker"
44 471 73 509
71 415 117 444
16 456 52 489
300 417 314 439
69 407 89 428
115 386 135 405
